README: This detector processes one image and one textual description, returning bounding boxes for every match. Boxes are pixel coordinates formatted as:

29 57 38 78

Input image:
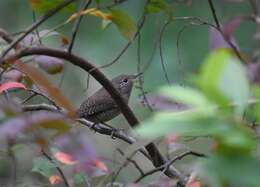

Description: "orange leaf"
0 81 26 93
60 34 70 46
93 159 108 172
49 175 62 185
54 151 77 165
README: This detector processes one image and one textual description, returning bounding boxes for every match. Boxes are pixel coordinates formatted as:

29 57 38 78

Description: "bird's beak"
130 72 143 80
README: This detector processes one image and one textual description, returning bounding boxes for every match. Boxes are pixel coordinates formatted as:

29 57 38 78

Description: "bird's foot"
110 127 125 139
89 122 99 132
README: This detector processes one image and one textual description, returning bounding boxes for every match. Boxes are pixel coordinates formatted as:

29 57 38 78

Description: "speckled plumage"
77 74 135 122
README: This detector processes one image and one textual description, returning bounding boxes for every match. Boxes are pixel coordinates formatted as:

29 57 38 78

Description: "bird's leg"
89 122 99 132
102 122 125 139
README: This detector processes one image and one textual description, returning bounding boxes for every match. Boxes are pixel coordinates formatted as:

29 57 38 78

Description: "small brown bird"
77 74 137 123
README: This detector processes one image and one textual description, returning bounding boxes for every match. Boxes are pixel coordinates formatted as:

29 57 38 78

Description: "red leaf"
93 159 108 172
0 82 26 93
54 151 77 165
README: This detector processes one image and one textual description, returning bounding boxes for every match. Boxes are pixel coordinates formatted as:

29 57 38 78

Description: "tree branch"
207 0 244 62
135 150 206 183
22 103 151 162
207 0 220 29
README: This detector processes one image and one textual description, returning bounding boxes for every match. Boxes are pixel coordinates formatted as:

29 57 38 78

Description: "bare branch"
207 0 220 29
92 15 147 70
207 0 244 62
159 20 171 84
135 150 206 183
111 149 141 184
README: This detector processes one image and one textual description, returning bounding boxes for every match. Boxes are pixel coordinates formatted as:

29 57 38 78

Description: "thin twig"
21 92 37 104
117 148 144 176
136 32 153 111
207 0 244 62
23 89 61 110
207 0 220 29
111 149 141 184
88 11 147 74
60 0 92 88
68 0 92 53
32 11 42 45
159 20 171 84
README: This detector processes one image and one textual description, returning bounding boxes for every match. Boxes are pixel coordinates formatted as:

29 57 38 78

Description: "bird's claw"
90 123 98 132
110 128 125 139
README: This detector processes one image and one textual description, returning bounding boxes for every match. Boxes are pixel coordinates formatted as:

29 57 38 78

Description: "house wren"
77 74 137 122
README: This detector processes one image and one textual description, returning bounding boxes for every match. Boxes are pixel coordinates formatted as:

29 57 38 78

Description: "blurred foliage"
136 49 260 186
0 0 259 186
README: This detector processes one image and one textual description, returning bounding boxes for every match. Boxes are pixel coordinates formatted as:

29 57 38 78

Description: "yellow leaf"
66 8 112 23
110 9 137 41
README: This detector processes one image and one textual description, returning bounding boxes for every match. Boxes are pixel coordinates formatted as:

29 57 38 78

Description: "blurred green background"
0 0 257 185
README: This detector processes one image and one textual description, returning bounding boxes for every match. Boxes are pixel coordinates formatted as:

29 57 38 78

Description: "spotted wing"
77 96 119 122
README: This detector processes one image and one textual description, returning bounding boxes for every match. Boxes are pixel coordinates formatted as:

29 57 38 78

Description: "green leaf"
30 0 76 14
218 57 250 115
145 0 167 14
200 154 260 187
217 126 255 152
74 172 88 187
110 9 137 41
197 49 230 108
159 86 213 108
197 49 250 116
135 109 228 138
31 157 56 177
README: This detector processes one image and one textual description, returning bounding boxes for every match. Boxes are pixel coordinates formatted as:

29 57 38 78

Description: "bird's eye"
122 78 128 83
